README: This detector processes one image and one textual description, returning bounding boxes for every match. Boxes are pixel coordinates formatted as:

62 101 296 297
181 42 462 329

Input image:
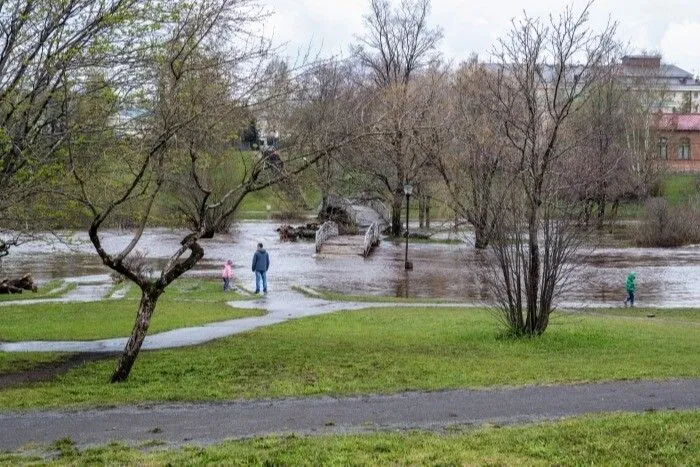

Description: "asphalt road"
1 379 698 450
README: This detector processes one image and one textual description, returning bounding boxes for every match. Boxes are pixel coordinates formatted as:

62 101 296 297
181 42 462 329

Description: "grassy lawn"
616 173 700 219
292 286 460 304
0 307 697 410
123 278 250 302
2 411 697 465
0 284 263 341
0 280 77 302
581 307 700 323
663 173 699 205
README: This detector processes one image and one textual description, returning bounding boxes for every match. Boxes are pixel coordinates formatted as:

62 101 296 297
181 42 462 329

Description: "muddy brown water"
1 222 699 308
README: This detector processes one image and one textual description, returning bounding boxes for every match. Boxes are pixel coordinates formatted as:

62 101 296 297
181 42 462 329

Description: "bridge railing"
315 221 339 253
362 222 381 257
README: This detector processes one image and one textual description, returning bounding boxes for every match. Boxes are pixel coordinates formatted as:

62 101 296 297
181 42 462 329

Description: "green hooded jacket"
626 273 636 293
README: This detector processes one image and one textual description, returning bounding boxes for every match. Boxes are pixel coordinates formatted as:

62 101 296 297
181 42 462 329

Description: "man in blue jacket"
252 242 270 294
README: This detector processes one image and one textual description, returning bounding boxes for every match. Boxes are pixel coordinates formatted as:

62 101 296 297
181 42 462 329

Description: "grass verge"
291 285 459 304
0 307 697 409
0 295 263 342
0 280 77 302
122 278 250 302
580 307 700 323
2 411 698 465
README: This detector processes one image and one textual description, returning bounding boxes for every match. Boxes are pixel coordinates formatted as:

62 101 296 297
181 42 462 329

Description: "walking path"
0 288 468 353
0 379 697 450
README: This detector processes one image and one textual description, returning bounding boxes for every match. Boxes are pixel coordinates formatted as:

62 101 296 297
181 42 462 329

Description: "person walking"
222 260 233 291
624 272 636 307
252 243 270 294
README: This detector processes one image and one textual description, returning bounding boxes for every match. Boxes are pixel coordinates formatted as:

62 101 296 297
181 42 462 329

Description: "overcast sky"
263 0 700 76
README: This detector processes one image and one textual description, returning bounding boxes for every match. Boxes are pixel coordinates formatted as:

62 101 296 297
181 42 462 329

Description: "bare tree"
567 70 632 228
352 0 443 236
439 60 510 249
487 2 617 335
0 0 140 257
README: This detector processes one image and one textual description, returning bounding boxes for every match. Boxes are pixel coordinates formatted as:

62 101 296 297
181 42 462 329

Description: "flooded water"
1 222 698 308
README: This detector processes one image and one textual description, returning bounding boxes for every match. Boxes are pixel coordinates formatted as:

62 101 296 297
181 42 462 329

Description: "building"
653 114 700 172
619 55 700 113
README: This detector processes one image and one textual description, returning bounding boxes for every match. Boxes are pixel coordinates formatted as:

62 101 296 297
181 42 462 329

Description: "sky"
262 0 700 76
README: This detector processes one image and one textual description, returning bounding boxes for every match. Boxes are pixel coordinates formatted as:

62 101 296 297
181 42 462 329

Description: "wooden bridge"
315 221 381 257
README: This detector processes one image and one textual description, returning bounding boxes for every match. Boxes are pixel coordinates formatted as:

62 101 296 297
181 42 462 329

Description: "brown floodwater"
1 222 698 308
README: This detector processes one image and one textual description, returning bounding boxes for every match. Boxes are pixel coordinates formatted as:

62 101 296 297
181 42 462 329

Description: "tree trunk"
595 198 606 230
111 290 159 382
391 191 403 237
526 205 540 334
473 224 489 249
418 193 425 229
425 197 430 229
472 206 492 249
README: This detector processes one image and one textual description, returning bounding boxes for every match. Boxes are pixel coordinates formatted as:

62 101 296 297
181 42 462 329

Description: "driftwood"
0 273 38 294
277 223 319 242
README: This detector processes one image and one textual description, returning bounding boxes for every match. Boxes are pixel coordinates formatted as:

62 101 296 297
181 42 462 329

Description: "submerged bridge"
315 221 381 257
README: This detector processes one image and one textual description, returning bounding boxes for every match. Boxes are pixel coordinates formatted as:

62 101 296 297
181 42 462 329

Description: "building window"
658 137 668 159
678 138 691 160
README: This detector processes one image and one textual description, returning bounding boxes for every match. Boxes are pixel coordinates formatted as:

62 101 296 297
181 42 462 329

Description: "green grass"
0 296 263 341
2 411 697 465
0 307 697 410
616 173 700 219
581 307 700 323
663 173 700 205
292 285 459 303
0 280 77 302
123 278 249 302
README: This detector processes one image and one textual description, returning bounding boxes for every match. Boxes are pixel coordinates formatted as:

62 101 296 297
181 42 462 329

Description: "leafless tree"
487 2 617 335
352 0 443 236
439 60 510 249
566 69 633 228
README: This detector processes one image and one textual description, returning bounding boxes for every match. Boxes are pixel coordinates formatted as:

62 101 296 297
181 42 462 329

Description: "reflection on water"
1 222 699 308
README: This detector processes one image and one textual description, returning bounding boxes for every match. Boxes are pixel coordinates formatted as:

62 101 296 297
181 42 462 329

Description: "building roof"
654 114 700 132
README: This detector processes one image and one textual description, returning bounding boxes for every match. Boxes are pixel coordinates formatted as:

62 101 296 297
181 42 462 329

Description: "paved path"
0 379 697 450
0 289 468 353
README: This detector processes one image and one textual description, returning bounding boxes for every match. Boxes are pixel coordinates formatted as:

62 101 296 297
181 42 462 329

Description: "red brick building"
653 114 700 172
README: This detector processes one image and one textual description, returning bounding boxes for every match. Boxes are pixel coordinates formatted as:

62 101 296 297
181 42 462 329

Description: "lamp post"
404 182 413 270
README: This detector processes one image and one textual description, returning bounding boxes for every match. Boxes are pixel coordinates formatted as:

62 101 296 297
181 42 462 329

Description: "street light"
403 182 413 270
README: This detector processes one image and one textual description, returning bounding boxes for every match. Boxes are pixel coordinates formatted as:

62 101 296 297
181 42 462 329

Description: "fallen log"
0 273 38 294
277 223 319 242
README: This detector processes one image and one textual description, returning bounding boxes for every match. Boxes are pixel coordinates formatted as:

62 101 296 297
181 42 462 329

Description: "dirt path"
0 379 698 450
0 353 116 389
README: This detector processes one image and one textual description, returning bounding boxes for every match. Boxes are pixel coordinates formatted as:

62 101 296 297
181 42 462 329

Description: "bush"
109 250 153 284
636 198 700 247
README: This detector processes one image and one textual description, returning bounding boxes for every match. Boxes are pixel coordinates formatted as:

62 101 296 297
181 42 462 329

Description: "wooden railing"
315 221 339 253
362 222 381 257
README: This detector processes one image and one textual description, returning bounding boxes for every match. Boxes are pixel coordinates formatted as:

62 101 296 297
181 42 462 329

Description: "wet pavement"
0 221 699 308
0 289 468 353
1 379 698 450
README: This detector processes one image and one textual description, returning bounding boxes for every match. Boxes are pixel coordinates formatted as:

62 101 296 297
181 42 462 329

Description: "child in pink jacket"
222 260 234 291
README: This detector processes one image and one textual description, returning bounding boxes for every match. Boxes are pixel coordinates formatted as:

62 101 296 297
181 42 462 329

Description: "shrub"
109 250 153 284
636 198 700 247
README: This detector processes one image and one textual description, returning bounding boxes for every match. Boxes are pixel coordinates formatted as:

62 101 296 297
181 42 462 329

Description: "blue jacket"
252 249 269 272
